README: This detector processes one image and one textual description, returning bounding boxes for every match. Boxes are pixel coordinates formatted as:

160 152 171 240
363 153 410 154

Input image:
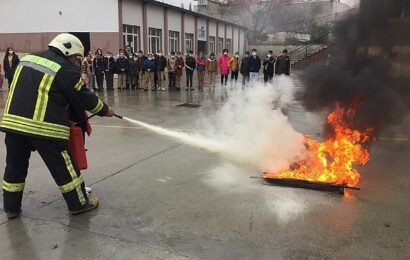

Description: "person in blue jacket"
142 53 156 91
93 49 106 92
249 48 261 82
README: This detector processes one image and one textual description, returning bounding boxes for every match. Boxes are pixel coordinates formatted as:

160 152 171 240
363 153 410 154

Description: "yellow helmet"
49 33 84 57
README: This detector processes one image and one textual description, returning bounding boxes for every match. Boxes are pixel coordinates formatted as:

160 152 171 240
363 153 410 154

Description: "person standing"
275 49 291 76
116 50 128 90
127 53 137 90
240 51 251 86
263 50 276 83
218 49 230 86
229 52 240 85
136 51 146 89
104 52 115 90
155 51 167 91
185 50 196 91
206 53 217 89
167 52 177 91
175 52 184 91
0 63 3 91
93 49 105 92
3 47 20 86
196 52 206 91
249 49 261 82
0 33 115 219
143 53 156 91
82 54 95 92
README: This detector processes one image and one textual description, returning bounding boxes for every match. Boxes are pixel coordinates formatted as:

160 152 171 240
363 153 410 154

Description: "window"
218 37 224 54
208 36 215 54
123 25 140 52
168 31 180 53
149 28 162 54
226 38 232 53
185 33 194 53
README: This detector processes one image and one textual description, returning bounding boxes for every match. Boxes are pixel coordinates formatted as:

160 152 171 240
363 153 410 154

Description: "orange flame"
262 104 373 187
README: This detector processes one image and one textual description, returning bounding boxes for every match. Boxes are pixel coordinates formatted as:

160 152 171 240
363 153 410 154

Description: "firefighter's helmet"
49 33 84 57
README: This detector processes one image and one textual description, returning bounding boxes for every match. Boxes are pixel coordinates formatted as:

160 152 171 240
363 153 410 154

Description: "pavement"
0 77 409 260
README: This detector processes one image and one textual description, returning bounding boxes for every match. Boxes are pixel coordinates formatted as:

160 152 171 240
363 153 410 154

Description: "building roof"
141 0 248 29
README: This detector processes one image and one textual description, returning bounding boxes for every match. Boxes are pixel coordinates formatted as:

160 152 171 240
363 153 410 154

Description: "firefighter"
0 33 115 219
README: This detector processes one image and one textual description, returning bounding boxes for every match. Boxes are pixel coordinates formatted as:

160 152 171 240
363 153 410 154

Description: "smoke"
124 76 307 173
298 1 410 137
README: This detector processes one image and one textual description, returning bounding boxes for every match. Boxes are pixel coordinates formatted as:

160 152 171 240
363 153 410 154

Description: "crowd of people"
2 46 291 92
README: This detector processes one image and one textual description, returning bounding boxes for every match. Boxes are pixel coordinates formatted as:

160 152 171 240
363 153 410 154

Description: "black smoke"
298 0 410 137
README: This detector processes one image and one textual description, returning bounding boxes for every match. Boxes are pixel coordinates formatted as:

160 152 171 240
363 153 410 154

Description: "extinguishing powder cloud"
123 76 307 173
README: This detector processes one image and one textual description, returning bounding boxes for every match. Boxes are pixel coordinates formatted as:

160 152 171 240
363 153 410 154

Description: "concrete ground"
0 76 409 260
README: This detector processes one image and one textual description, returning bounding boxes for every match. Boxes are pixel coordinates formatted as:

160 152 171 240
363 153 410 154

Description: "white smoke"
123 76 307 173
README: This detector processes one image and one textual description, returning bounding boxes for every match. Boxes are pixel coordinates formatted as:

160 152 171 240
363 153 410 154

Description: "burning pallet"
259 176 360 195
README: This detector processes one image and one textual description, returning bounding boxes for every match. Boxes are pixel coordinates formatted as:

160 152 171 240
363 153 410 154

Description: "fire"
263 104 373 187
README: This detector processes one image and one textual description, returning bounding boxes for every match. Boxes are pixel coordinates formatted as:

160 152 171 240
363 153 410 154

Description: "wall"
0 0 118 33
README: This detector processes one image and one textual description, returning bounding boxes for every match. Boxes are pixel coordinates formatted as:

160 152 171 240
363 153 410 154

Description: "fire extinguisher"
68 113 95 170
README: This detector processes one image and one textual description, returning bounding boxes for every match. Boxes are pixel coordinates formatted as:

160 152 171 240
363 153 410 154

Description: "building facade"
0 0 247 55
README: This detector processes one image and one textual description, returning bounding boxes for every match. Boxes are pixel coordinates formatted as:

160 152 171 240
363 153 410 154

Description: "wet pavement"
0 77 409 259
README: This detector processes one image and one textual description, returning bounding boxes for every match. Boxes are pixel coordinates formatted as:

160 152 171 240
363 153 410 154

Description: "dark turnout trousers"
3 133 88 212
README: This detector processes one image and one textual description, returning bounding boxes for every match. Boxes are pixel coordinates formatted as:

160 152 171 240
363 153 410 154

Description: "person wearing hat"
0 33 115 219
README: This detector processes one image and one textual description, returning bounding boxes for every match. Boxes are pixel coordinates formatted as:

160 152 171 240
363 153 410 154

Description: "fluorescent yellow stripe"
21 55 61 72
0 121 69 140
4 66 23 114
74 79 83 91
61 151 86 205
39 75 55 121
59 175 83 193
90 99 104 114
3 180 25 192
33 74 50 120
4 114 69 131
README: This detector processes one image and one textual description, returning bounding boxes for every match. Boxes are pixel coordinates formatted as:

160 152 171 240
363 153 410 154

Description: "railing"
289 32 332 64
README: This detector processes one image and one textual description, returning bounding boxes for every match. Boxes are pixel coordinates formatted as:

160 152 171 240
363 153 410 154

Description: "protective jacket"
0 49 108 141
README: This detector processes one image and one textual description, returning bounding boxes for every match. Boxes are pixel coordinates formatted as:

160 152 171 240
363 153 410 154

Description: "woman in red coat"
218 48 230 86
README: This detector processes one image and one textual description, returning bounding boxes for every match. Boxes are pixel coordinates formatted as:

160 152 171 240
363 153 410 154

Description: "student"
127 53 137 90
136 50 146 89
3 47 20 86
196 52 206 91
175 52 184 91
276 49 291 76
218 49 230 86
143 53 156 91
82 54 95 92
116 50 129 90
206 53 217 89
104 52 116 90
240 51 251 86
185 50 196 91
0 63 3 91
249 49 261 82
93 49 105 92
229 51 240 85
167 52 177 91
263 50 276 83
156 51 167 91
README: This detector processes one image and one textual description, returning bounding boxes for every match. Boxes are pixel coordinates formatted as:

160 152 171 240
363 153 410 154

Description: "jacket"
176 57 184 75
249 55 261 73
3 54 20 79
263 57 276 74
228 57 240 71
93 56 106 76
104 56 116 73
156 55 167 71
196 57 206 72
136 56 146 72
167 57 177 73
206 58 217 73
128 58 137 76
143 58 156 71
218 55 230 75
0 49 108 141
115 57 128 74
240 57 251 76
275 55 290 76
185 55 196 72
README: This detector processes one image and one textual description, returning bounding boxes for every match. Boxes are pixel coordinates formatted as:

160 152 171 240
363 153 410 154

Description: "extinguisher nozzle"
114 114 123 119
